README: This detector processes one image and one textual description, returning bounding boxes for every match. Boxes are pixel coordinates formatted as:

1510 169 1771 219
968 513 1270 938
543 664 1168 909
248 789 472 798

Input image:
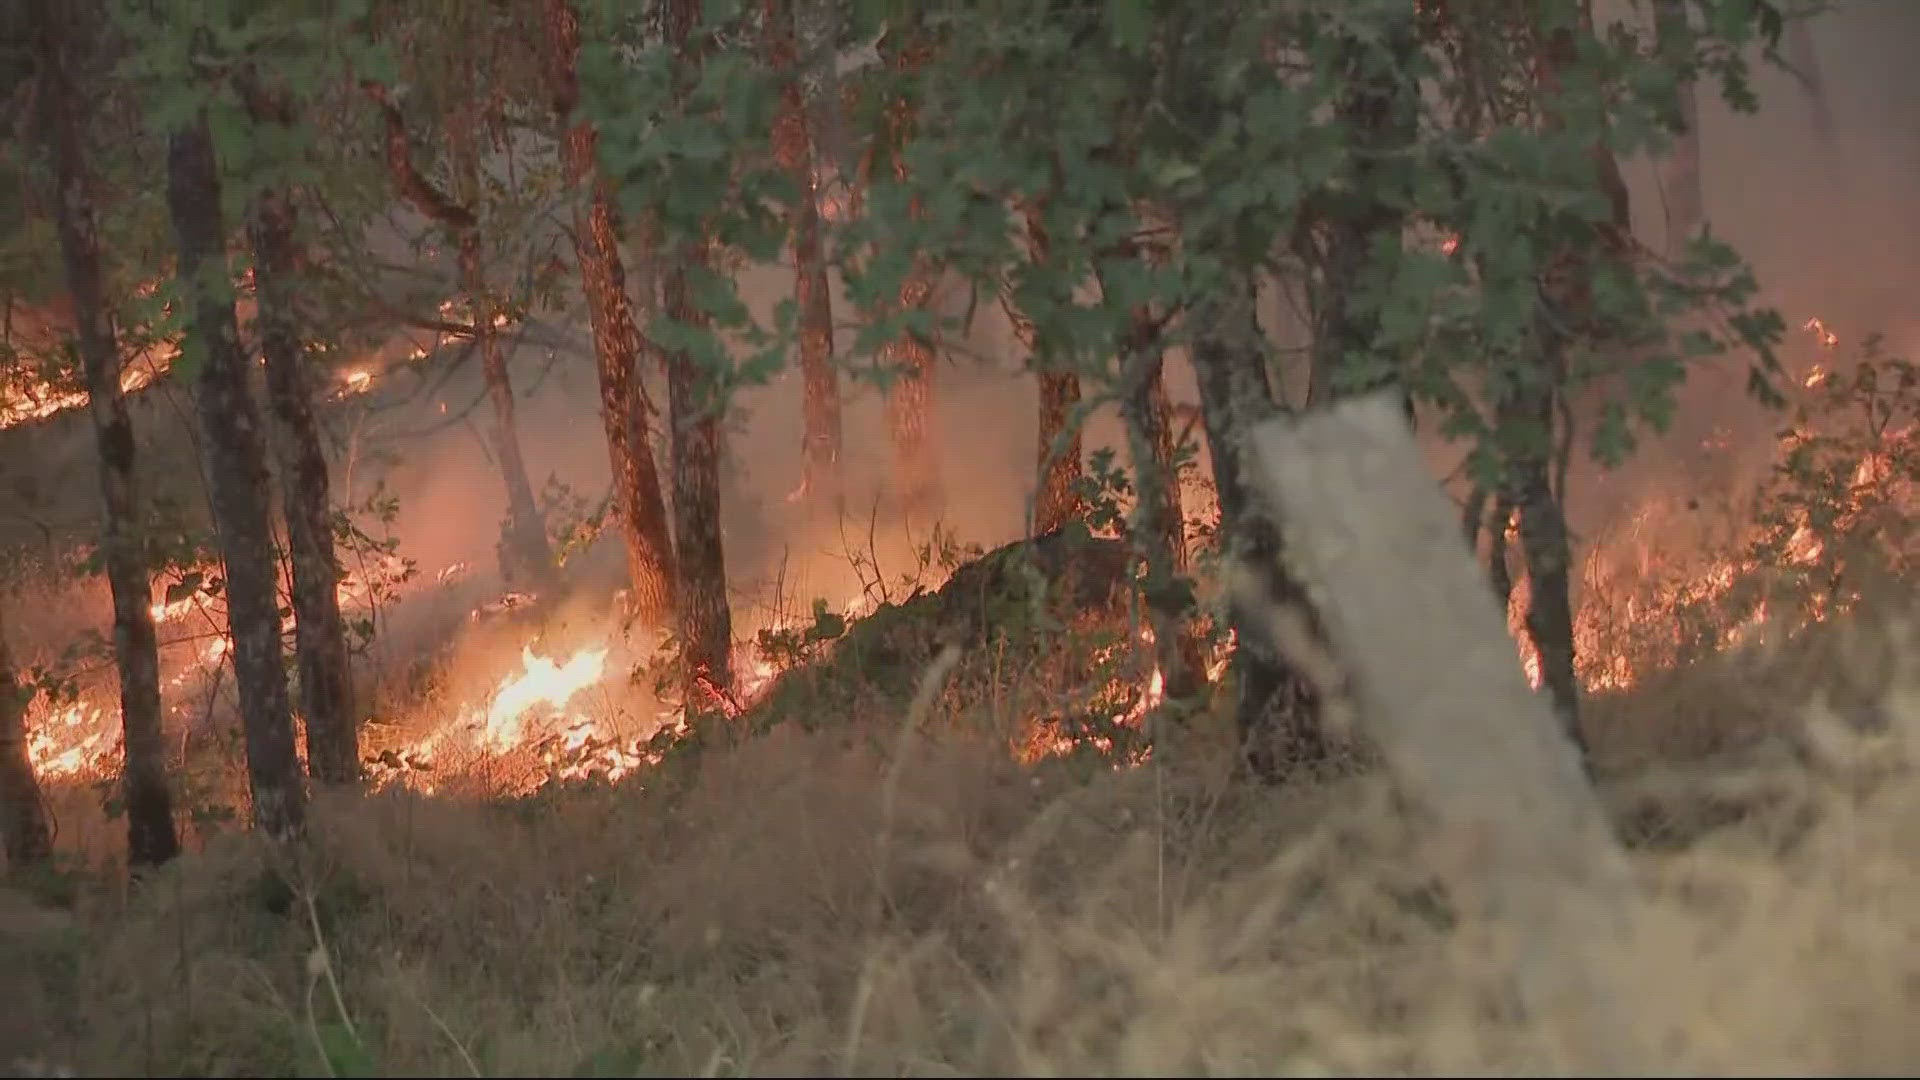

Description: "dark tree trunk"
765 0 844 516
0 598 52 868
1500 6 1631 756
545 0 677 622
250 176 359 786
165 117 305 839
31 0 179 868
1487 492 1515 611
365 83 551 588
1187 274 1329 778
1308 11 1416 411
1652 0 1704 251
1117 311 1202 703
664 0 736 710
1498 388 1580 747
1143 353 1186 574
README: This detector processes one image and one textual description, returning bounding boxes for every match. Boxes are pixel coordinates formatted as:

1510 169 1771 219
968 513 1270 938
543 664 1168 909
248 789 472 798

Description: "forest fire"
0 350 173 430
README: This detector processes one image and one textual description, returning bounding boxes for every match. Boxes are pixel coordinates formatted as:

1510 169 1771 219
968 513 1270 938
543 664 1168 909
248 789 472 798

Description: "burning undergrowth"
10 599 1920 1075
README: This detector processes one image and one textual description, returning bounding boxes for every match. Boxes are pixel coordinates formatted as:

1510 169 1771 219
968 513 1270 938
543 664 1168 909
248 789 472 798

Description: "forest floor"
6 592 1920 1076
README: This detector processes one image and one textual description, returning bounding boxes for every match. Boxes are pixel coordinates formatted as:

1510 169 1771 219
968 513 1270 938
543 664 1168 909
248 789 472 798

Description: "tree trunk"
1187 273 1329 778
364 82 551 588
664 0 736 710
1505 6 1627 755
874 28 943 518
249 167 359 787
1498 387 1583 750
0 598 52 868
165 116 305 839
31 0 179 868
1005 205 1085 536
1118 310 1202 703
1308 11 1416 411
764 0 844 516
545 0 676 622
1143 352 1186 574
1785 12 1836 157
1033 368 1084 534
1652 0 1704 251
882 276 940 516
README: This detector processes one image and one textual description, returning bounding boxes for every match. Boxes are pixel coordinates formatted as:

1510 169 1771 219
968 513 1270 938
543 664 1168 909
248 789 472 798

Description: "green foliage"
1746 335 1920 625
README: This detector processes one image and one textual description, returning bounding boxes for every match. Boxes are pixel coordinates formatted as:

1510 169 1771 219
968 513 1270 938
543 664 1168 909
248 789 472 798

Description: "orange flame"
480 646 610 750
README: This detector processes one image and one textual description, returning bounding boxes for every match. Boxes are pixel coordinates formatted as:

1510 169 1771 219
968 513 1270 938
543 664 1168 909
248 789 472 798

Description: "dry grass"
2 601 1920 1076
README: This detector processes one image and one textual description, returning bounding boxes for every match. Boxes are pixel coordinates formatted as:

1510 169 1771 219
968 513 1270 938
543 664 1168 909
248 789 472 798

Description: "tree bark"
764 0 844 516
1503 5 1628 753
165 116 305 840
1307 10 1416 412
0 598 52 868
544 0 677 622
1118 309 1202 703
31 0 179 868
364 83 552 588
1187 275 1329 777
664 0 736 709
248 146 359 787
874 27 943 518
1006 205 1083 537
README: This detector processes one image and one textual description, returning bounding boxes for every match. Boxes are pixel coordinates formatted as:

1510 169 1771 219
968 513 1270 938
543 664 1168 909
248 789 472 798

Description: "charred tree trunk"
1652 0 1704 250
250 175 359 786
1497 386 1581 748
1488 492 1515 611
31 0 179 867
1003 203 1085 536
664 0 735 709
365 83 551 589
765 0 844 515
545 0 676 622
1188 273 1330 778
165 116 305 839
0 599 52 868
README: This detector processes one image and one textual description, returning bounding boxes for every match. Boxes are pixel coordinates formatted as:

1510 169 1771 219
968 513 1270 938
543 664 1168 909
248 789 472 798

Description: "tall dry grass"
5 600 1920 1076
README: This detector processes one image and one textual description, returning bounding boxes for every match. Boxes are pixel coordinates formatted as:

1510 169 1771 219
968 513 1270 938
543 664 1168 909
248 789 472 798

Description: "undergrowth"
8 597 1920 1075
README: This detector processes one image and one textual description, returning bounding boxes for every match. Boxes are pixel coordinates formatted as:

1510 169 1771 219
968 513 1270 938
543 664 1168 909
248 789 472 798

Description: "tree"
1003 203 1087 536
1652 0 1704 249
30 0 179 866
543 0 677 622
0 595 51 868
165 110 305 839
661 0 736 707
363 82 555 590
765 0 844 516
241 77 361 787
870 23 943 518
